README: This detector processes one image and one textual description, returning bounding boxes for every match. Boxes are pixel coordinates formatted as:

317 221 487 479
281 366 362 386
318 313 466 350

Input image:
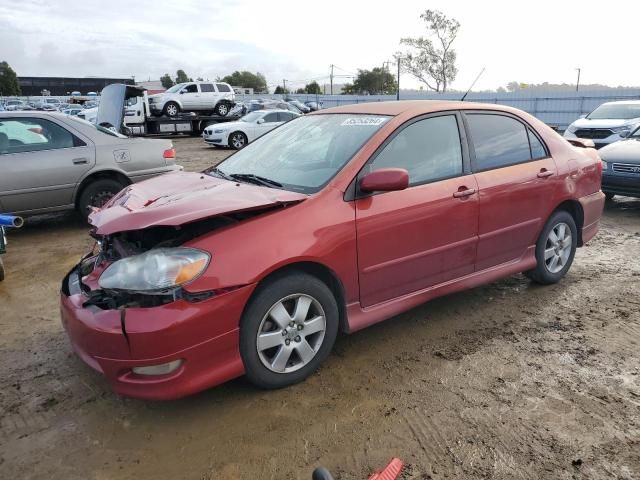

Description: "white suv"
148 81 236 117
564 100 640 149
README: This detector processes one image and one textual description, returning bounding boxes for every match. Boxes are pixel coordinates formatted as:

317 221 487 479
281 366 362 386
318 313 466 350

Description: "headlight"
99 248 210 293
612 125 635 135
567 124 578 133
601 160 608 170
213 129 227 134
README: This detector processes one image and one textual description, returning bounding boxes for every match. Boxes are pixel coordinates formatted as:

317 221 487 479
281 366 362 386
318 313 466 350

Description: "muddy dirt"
1 137 639 480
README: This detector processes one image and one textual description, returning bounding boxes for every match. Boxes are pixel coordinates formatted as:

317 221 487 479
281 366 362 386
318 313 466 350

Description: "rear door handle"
72 157 88 165
453 187 476 198
537 169 554 178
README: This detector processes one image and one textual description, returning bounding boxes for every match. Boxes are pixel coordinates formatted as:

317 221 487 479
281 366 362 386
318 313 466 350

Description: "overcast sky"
1 0 638 92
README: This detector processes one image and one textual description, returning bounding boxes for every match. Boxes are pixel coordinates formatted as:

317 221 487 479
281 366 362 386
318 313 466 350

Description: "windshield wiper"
208 167 234 181
229 173 283 188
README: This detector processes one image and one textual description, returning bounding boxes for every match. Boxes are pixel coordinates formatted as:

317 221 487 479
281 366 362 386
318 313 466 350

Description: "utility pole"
396 56 401 101
282 79 287 94
575 68 581 92
330 64 334 95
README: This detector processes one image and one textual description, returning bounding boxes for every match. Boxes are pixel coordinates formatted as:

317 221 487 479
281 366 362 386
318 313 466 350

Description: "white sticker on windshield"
341 117 387 126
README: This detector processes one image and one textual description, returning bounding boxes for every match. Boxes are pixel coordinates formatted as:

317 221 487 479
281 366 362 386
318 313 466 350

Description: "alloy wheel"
166 104 178 116
256 294 327 374
544 222 572 274
231 133 246 149
217 104 229 116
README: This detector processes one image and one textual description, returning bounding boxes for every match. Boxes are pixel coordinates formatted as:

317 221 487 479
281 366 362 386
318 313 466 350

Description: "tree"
274 85 289 94
345 68 397 95
160 73 174 89
221 71 268 93
295 88 306 94
0 61 21 96
400 10 460 92
175 69 190 84
304 81 322 94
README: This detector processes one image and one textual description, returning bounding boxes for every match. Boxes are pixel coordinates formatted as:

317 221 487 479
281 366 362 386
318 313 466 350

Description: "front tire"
240 272 339 389
77 178 126 220
229 131 247 150
163 101 180 117
525 210 578 285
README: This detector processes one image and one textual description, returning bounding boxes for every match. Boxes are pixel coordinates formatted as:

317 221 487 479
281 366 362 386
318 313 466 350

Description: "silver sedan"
0 111 182 218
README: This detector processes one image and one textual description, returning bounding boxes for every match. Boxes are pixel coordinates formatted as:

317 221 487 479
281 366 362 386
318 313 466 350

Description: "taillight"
163 148 176 159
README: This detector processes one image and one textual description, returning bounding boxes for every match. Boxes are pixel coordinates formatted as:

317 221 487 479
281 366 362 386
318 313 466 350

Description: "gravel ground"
0 136 638 480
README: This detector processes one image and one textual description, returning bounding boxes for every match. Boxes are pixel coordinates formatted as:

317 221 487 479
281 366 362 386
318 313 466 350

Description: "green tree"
304 81 322 94
0 61 21 96
400 9 460 92
274 85 289 94
221 71 268 93
160 73 174 89
295 88 306 94
347 68 397 95
175 69 190 84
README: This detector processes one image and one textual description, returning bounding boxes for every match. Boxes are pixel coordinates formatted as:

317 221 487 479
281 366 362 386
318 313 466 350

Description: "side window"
183 84 198 93
369 115 463 186
200 83 215 92
263 112 279 123
466 114 532 170
216 83 232 93
0 118 78 154
278 112 295 122
528 129 547 159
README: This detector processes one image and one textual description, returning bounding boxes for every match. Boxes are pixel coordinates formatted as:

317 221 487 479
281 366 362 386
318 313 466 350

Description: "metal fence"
238 88 640 131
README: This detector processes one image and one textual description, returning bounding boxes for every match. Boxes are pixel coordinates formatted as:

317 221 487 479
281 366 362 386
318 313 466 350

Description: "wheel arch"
552 199 585 246
248 261 349 334
73 170 131 209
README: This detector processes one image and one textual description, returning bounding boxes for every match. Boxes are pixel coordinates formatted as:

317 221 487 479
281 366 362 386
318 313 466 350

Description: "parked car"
564 100 640 149
598 125 640 199
286 99 311 113
60 100 605 400
148 81 235 117
304 101 323 111
202 109 300 149
4 100 26 111
0 107 181 218
62 106 85 116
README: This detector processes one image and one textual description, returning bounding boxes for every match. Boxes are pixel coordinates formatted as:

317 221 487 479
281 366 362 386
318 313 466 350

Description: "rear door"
463 111 558 270
355 113 479 307
0 116 95 213
199 83 216 109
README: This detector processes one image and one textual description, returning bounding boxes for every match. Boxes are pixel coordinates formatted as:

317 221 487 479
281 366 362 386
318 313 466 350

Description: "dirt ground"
1 136 639 480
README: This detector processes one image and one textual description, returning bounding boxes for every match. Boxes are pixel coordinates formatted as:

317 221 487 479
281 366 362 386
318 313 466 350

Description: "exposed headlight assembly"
99 248 210 293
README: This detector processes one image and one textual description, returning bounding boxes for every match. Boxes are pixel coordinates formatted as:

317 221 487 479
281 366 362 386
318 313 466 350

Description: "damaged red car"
60 101 605 400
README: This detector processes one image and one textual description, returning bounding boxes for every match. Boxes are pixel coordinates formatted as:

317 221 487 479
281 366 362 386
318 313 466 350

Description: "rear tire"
240 272 339 389
214 102 230 116
77 178 126 220
525 210 578 285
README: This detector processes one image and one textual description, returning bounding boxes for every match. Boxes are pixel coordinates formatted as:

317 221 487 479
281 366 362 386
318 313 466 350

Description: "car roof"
600 100 640 106
314 100 525 117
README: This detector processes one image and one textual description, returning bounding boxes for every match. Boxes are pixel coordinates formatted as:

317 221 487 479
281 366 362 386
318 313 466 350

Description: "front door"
180 83 200 110
463 112 559 270
355 113 479 308
0 116 95 213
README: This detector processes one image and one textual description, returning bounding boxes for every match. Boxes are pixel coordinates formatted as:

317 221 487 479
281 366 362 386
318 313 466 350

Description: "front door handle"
72 157 88 165
453 187 476 198
537 168 554 178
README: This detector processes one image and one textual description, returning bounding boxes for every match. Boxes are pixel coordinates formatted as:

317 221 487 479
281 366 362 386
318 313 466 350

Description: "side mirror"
360 168 409 193
578 114 587 119
180 90 186 94
620 131 630 138
257 118 265 124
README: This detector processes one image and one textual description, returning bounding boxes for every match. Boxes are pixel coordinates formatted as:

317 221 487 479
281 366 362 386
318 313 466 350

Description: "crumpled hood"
570 117 640 129
89 171 307 235
599 138 640 163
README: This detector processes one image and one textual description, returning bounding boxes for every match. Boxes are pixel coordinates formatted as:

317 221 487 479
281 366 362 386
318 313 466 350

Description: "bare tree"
400 10 460 92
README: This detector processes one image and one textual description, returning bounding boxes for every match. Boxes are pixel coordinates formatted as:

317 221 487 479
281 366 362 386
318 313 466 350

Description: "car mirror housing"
257 118 265 124
360 168 409 193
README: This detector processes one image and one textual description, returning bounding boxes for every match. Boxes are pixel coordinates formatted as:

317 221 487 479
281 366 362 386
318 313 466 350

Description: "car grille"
612 163 640 174
574 128 614 139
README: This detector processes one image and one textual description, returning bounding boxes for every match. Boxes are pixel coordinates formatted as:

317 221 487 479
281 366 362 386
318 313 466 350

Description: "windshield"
212 114 389 194
166 83 185 93
241 111 264 123
587 103 640 120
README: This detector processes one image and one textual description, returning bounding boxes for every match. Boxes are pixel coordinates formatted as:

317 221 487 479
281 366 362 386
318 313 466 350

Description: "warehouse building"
17 76 135 96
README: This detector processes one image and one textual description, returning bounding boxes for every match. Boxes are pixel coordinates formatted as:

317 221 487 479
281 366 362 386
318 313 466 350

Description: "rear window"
466 114 532 171
216 83 232 93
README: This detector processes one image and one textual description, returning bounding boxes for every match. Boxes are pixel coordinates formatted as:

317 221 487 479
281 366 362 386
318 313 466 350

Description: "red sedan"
60 101 605 399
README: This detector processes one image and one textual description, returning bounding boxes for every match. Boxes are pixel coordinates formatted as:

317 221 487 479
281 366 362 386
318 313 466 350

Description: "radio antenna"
460 67 486 101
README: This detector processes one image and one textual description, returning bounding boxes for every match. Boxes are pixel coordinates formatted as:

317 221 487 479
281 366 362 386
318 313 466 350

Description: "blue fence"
238 88 640 131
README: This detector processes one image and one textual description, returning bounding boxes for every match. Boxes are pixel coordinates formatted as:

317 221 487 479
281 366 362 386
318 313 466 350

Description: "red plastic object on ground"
368 458 404 480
